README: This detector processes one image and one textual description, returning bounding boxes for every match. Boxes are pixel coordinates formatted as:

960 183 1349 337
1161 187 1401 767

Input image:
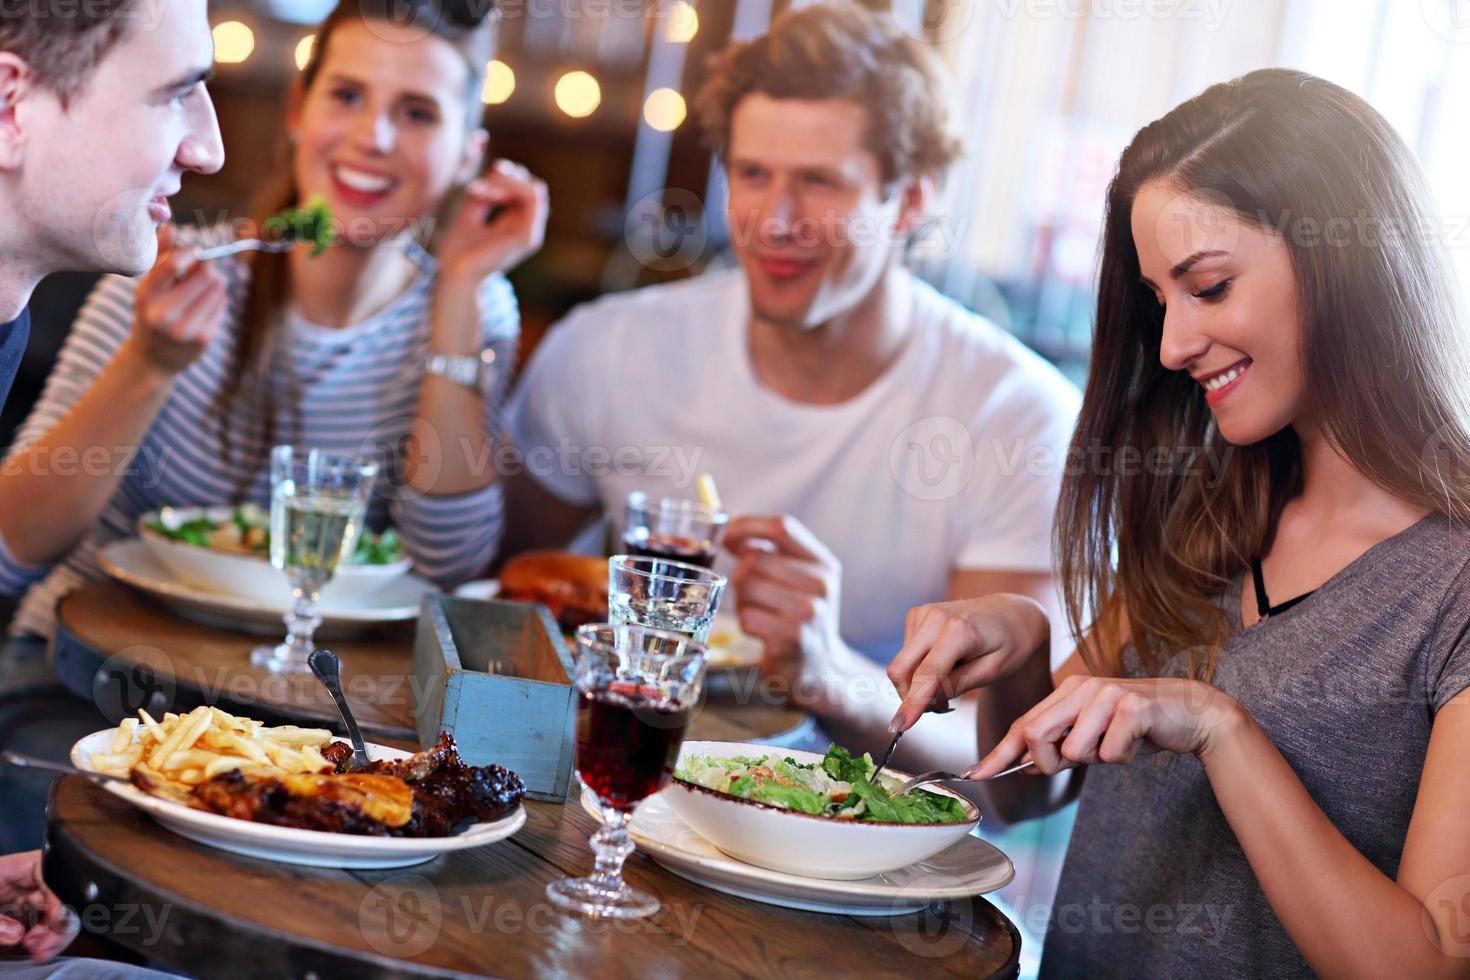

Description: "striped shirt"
0 224 517 639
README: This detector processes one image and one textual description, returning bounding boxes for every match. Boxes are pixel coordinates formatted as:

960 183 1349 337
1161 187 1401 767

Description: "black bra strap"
1251 557 1316 619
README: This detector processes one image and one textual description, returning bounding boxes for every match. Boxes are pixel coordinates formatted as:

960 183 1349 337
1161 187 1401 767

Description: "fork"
891 759 1036 796
193 238 299 261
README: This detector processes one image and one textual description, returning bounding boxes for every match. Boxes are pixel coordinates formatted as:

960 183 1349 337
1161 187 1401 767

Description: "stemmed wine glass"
250 445 377 674
546 623 708 919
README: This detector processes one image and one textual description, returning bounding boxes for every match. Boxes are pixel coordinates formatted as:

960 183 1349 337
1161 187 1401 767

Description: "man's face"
725 94 915 331
17 0 224 275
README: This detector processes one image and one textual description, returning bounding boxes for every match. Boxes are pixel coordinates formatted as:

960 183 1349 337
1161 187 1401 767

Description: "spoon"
307 648 370 770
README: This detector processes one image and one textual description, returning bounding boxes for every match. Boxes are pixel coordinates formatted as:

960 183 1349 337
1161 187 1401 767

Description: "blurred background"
14 0 1470 441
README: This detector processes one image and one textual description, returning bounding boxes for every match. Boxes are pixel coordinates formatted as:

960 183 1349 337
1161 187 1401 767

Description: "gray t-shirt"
1040 512 1470 978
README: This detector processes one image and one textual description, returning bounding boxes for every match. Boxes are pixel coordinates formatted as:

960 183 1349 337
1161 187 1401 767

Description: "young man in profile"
0 2 222 972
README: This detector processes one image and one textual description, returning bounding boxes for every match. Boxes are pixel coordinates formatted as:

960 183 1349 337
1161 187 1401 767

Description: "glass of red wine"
622 491 728 569
546 622 709 920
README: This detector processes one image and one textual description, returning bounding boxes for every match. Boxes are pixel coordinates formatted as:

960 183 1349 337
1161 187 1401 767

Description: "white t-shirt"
506 268 1081 664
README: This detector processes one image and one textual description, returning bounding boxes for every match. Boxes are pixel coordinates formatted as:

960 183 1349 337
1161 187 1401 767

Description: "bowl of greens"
668 741 981 880
138 505 411 604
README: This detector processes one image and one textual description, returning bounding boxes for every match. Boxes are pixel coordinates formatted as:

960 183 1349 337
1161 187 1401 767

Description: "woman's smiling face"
1131 180 1309 445
289 19 483 245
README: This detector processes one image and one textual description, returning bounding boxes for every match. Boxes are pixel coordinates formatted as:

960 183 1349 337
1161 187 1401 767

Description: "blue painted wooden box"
411 595 576 802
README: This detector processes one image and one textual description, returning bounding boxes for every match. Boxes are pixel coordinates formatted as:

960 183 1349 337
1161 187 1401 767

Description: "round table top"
53 579 814 747
45 777 1021 979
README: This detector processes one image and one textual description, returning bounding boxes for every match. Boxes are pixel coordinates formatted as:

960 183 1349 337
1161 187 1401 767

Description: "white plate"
72 729 526 868
580 789 1012 916
99 539 437 633
453 579 501 601
139 507 412 606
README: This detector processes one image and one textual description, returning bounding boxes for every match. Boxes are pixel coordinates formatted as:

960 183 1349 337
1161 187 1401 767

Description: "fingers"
967 677 1092 777
887 612 953 732
142 269 226 342
1057 683 1124 766
0 851 41 891
736 575 814 621
723 514 827 563
887 605 946 699
1096 692 1150 764
731 550 826 596
0 913 22 946
22 905 77 963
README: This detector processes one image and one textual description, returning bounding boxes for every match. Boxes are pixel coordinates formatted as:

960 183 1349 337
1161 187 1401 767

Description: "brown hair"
693 2 963 187
217 0 493 481
0 0 132 106
1060 68 1470 679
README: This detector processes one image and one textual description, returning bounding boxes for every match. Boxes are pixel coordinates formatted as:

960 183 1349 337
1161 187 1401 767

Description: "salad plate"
99 539 436 634
579 788 1012 915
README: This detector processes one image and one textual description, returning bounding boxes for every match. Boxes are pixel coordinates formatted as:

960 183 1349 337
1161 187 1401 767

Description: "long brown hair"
215 0 493 481
1061 68 1470 678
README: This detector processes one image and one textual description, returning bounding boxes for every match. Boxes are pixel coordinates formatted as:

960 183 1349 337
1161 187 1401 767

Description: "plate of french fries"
70 706 526 868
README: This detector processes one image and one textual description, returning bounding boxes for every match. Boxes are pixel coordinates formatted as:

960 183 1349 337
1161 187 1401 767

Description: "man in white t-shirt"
503 4 1080 781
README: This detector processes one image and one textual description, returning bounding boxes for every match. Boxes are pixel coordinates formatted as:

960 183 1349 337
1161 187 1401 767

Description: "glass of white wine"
250 445 378 674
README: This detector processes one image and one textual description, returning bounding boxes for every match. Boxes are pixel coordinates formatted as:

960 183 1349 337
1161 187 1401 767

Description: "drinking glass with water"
250 445 378 674
607 555 727 642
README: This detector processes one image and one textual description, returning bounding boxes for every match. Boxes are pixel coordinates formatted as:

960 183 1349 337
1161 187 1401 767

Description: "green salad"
263 195 335 257
146 504 404 566
676 743 972 824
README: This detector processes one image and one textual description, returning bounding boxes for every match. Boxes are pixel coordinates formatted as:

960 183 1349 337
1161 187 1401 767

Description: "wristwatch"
425 349 496 391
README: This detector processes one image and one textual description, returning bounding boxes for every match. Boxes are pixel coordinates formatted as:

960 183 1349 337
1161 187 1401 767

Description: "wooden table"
44 778 1020 979
52 580 815 747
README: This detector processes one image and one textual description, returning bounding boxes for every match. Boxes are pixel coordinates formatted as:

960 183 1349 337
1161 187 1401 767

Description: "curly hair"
694 2 964 187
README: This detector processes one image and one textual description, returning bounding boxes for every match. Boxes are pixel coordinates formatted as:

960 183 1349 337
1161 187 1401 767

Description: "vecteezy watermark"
890 420 1236 503
997 0 1232 31
360 874 443 958
723 210 970 263
0 0 170 32
1424 874 1470 957
891 416 975 502
1048 897 1235 944
91 645 176 725
890 0 978 43
357 874 706 956
889 879 978 959
2 898 170 950
0 444 172 488
187 209 441 251
625 189 710 274
1421 0 1470 44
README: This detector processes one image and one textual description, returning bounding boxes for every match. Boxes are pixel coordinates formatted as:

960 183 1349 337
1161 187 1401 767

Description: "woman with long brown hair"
888 69 1470 976
0 0 547 641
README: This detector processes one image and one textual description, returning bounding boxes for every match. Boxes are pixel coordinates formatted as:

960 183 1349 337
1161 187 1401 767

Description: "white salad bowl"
138 506 411 605
665 740 981 881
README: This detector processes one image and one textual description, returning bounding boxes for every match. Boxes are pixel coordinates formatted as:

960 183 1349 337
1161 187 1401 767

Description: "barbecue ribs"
158 732 525 837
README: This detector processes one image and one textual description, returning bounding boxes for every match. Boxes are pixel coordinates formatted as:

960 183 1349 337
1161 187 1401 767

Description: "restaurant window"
911 0 1470 377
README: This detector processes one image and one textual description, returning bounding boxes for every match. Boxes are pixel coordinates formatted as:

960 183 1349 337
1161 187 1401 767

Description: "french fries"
89 705 337 795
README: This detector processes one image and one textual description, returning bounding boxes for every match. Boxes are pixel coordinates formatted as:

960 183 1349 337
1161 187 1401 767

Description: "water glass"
250 445 377 674
608 555 727 642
